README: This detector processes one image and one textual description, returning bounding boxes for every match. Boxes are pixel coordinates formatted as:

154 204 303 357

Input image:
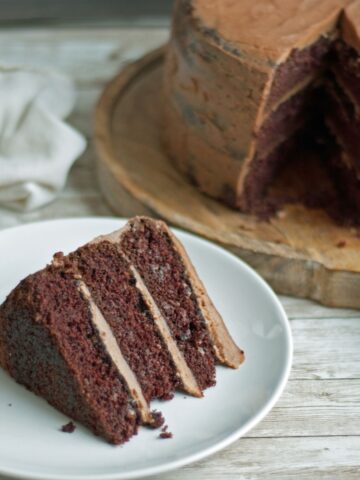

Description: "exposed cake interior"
240 35 334 215
119 218 216 391
331 155 360 216
243 95 328 215
241 33 360 222
68 241 179 402
331 39 360 106
242 130 305 216
326 73 360 174
324 36 360 221
0 267 140 445
265 36 331 112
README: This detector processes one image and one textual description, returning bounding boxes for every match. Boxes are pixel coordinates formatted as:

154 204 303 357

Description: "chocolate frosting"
342 0 360 53
192 0 350 63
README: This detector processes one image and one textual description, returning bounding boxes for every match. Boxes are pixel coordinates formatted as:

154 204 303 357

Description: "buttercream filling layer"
77 280 153 425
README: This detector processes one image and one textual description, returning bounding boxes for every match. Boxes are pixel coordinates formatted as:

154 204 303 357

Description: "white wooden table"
0 27 359 480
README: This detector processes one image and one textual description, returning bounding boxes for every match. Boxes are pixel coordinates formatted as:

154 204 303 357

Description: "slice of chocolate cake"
99 217 244 391
0 217 243 445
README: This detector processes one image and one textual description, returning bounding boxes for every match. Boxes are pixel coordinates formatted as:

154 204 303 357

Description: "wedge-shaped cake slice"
0 216 244 445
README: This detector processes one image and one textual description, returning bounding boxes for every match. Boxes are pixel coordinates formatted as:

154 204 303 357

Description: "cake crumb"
61 421 76 433
336 240 346 248
150 410 165 429
8 403 12 407
159 424 173 439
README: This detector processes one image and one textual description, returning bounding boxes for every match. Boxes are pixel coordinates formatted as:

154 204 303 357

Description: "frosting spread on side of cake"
163 222 244 369
342 0 360 53
192 0 350 63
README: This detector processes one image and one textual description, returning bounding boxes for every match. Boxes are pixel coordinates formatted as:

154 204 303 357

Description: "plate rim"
0 217 293 480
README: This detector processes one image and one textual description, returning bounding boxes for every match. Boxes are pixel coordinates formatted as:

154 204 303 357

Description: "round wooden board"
95 46 360 309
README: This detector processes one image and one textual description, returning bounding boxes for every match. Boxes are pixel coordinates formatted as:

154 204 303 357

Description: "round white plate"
0 218 292 480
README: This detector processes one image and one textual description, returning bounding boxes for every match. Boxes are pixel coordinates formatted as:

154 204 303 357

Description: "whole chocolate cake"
0 217 243 445
163 0 360 220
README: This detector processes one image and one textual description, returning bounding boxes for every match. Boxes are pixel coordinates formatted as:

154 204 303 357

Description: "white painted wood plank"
248 405 360 437
0 437 358 480
280 296 360 319
242 378 360 437
291 318 360 380
146 437 360 480
0 28 168 86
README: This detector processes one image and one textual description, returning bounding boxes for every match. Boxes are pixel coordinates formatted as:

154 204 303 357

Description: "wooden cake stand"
95 46 360 309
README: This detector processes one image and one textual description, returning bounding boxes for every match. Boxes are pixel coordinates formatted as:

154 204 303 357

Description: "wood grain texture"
95 47 360 310
0 27 359 480
145 437 360 480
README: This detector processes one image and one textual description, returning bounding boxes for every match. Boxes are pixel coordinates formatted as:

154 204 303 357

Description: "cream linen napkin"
0 67 86 211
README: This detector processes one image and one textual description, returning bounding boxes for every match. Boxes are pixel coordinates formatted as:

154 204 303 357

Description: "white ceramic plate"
0 218 292 480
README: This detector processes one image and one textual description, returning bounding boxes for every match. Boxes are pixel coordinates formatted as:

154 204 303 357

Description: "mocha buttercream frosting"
342 0 360 53
191 0 350 63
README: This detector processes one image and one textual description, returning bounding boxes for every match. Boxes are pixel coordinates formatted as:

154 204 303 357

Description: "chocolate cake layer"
241 130 305 216
331 40 360 108
329 153 360 222
266 36 331 112
0 267 141 445
256 86 318 157
68 241 179 402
